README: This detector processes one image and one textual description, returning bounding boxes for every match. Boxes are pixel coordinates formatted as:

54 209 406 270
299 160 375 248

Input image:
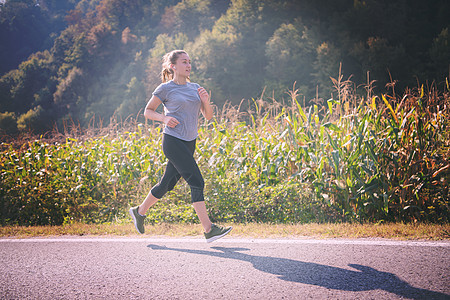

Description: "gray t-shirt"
152 80 202 141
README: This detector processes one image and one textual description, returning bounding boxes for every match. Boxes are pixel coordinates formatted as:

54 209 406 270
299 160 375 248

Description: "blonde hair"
161 50 189 83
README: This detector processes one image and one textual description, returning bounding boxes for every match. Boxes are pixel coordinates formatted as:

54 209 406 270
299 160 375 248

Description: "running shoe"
129 206 146 234
204 224 232 243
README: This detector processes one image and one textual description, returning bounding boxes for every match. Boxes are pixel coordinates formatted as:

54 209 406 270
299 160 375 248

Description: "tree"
170 0 216 39
265 22 316 100
17 105 52 133
351 37 408 90
53 67 84 109
96 0 147 29
115 76 146 120
191 0 289 105
429 28 450 82
0 111 18 135
313 42 342 99
0 71 15 112
0 0 70 74
7 52 54 114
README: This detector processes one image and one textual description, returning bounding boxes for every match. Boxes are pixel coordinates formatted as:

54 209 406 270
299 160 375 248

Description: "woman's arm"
198 87 213 121
144 95 179 128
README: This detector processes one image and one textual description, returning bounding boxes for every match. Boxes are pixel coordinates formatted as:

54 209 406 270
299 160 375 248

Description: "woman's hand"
198 87 210 103
198 87 214 120
163 116 179 128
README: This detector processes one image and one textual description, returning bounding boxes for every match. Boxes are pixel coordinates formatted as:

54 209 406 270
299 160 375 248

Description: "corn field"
1 80 449 225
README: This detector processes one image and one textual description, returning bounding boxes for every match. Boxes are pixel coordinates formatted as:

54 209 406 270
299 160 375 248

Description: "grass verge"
1 222 449 240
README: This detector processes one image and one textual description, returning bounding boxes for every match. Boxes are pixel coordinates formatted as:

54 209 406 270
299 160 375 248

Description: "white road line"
0 237 448 247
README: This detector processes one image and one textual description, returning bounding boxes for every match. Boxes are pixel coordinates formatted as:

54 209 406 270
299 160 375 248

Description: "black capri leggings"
151 134 205 203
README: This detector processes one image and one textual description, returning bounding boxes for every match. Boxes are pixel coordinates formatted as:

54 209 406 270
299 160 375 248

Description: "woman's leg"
130 157 181 234
138 161 181 215
162 135 212 232
137 190 159 215
133 134 228 238
192 201 212 233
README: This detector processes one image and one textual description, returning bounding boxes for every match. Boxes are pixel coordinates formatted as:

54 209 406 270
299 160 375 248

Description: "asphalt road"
1 237 449 299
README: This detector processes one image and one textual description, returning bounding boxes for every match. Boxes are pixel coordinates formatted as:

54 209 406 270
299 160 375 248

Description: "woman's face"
172 53 191 78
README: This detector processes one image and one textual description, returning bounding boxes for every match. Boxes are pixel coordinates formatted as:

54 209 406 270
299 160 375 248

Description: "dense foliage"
1 0 449 134
1 81 448 225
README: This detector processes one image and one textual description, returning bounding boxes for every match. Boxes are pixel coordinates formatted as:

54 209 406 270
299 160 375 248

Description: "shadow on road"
147 244 448 300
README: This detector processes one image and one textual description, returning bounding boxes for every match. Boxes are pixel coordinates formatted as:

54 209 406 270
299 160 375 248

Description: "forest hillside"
0 0 449 134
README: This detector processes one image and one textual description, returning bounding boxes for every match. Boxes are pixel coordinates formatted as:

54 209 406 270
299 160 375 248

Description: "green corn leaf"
382 94 398 124
323 122 341 132
327 99 333 115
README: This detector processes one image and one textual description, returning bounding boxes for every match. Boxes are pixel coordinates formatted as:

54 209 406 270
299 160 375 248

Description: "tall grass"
1 79 449 225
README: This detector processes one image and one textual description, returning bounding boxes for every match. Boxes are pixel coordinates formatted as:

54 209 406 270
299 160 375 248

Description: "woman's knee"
183 171 204 190
190 186 204 203
167 175 181 192
150 184 166 199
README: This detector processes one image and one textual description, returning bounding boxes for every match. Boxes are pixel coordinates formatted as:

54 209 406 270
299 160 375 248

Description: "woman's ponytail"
161 67 173 83
160 50 187 83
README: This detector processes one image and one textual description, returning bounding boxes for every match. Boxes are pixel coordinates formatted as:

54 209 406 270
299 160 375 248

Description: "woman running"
129 50 232 243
